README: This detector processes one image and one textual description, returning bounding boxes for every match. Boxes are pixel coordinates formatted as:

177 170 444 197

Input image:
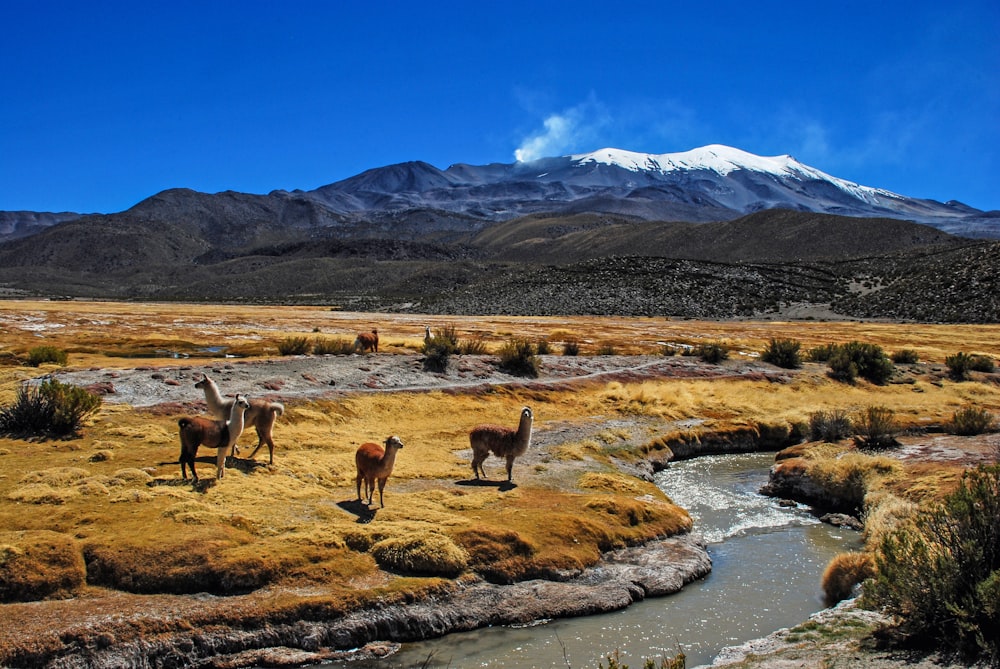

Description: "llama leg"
377 478 386 508
356 472 364 501
506 455 516 482
216 447 227 479
471 454 486 479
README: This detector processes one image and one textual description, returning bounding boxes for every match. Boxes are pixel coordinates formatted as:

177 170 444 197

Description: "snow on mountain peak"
569 144 901 205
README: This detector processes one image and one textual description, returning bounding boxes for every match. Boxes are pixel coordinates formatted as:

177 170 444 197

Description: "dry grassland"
0 300 999 663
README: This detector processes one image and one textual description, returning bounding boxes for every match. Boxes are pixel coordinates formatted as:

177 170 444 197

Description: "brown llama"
354 328 379 353
195 374 285 464
177 394 250 481
355 435 404 507
469 406 533 482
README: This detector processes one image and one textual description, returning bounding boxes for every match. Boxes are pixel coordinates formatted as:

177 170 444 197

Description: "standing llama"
355 435 404 508
469 406 533 482
177 394 250 481
354 328 379 353
195 374 285 464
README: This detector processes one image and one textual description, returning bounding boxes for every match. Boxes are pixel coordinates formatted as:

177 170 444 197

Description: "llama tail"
271 402 285 417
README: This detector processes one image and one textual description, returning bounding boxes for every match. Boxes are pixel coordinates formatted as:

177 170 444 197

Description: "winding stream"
317 452 860 668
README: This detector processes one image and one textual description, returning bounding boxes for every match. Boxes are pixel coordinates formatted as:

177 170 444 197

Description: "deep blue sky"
2 1 998 214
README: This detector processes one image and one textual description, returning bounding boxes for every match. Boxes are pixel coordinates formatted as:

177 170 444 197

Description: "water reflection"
303 452 860 668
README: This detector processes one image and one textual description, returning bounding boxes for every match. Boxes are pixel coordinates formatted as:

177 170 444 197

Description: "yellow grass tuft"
370 532 470 577
821 551 876 605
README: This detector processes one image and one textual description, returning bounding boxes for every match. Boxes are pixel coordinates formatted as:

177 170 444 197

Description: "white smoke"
514 99 610 162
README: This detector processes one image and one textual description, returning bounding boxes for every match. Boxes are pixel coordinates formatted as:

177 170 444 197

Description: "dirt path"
48 353 787 408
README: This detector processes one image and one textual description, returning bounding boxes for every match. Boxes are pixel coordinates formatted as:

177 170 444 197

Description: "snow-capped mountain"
300 144 994 236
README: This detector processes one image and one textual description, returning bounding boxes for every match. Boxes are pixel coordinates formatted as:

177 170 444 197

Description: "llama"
355 435 404 508
354 328 379 353
177 394 250 481
194 374 285 464
469 406 533 482
424 326 432 344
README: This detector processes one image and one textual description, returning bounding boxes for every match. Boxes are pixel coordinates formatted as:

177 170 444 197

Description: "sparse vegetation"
948 405 996 435
695 341 729 364
277 336 311 356
761 338 802 369
852 405 899 450
946 351 975 380
809 409 853 442
562 339 580 356
26 346 68 367
891 349 919 364
827 341 894 384
312 337 355 355
0 379 101 438
498 338 539 377
597 343 618 356
864 465 1000 666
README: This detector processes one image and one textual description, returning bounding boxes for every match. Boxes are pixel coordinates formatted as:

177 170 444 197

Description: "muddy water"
319 452 860 668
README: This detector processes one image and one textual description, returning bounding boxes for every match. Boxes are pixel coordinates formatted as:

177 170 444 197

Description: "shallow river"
314 452 860 668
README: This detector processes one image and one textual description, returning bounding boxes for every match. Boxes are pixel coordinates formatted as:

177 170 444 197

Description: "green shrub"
498 338 539 377
596 343 617 356
696 341 729 364
459 335 489 355
863 465 1000 665
435 325 461 352
536 339 552 355
971 355 996 373
27 346 68 367
422 339 452 372
761 338 802 369
562 340 580 356
809 409 853 442
0 379 101 438
312 338 354 355
948 405 996 436
277 336 311 356
891 349 920 364
827 342 894 385
807 343 838 362
852 405 899 450
946 352 974 380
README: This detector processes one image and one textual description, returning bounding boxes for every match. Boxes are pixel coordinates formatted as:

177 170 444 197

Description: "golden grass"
1 299 999 660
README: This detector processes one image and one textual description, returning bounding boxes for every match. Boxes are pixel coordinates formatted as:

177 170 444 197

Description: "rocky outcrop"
36 534 711 669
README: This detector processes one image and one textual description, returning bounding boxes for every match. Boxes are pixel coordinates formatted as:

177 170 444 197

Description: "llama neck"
517 415 533 442
381 447 401 470
227 402 247 434
201 379 225 411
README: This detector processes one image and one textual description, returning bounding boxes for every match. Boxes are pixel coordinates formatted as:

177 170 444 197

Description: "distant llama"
469 406 533 482
177 394 250 480
355 435 405 508
195 374 285 464
354 328 379 353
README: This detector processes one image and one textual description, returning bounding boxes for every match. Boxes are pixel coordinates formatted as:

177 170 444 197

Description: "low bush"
0 379 101 438
498 338 539 377
535 339 552 355
948 405 996 436
807 343 838 362
562 340 580 356
277 336 311 356
422 339 452 372
27 346 68 367
864 465 1000 665
312 338 355 355
891 349 920 364
809 409 853 442
761 338 802 369
458 335 489 355
827 341 894 385
596 343 617 356
853 405 899 450
971 354 996 373
695 341 729 364
946 351 974 380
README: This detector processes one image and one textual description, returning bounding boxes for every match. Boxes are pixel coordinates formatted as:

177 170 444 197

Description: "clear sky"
2 0 998 214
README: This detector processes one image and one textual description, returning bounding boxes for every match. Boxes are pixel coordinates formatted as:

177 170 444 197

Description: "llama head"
235 394 251 410
521 406 533 421
384 435 404 449
194 374 212 389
